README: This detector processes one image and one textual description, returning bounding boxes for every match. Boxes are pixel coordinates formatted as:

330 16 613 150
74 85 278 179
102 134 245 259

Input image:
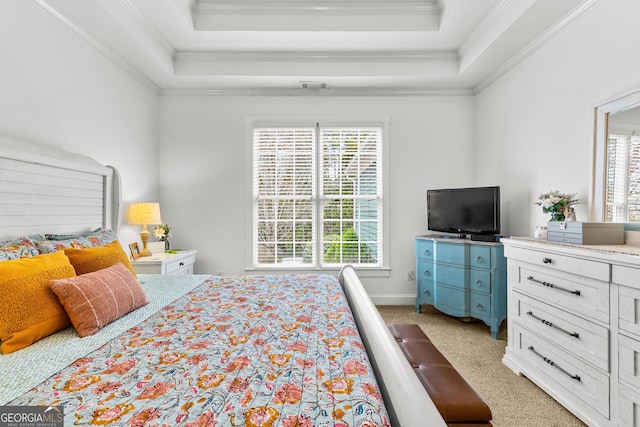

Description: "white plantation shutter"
606 133 640 222
252 123 383 268
320 127 382 266
253 127 316 266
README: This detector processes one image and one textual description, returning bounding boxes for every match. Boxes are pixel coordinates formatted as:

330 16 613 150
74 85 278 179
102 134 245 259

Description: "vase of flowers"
154 224 172 251
535 190 579 222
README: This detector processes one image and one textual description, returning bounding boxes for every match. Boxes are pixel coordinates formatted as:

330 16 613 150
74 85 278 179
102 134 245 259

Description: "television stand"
414 235 507 339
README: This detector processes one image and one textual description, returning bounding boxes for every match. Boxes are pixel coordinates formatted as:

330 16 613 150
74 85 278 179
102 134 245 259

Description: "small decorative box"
546 221 624 245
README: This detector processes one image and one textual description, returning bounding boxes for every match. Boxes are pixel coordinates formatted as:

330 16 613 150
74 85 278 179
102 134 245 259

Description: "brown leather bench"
387 324 493 426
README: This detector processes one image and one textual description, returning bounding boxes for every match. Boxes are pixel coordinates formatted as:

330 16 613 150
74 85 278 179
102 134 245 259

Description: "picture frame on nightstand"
129 242 141 260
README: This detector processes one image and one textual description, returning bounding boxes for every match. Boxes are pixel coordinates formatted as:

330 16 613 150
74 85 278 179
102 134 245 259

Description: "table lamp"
126 202 162 257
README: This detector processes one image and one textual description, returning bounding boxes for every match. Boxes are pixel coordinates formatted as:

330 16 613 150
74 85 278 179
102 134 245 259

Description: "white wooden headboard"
0 134 121 239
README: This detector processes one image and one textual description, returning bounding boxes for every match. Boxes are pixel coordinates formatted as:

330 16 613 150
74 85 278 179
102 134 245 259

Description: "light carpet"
376 305 586 427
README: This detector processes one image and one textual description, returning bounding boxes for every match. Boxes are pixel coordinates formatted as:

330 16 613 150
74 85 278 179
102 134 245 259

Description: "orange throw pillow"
50 263 148 337
0 251 76 354
64 241 136 277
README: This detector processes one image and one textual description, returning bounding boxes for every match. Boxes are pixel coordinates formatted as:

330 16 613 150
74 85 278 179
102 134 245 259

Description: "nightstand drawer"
165 254 195 275
131 250 197 275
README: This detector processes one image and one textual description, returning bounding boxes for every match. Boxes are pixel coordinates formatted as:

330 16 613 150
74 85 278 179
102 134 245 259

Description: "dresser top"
503 236 640 265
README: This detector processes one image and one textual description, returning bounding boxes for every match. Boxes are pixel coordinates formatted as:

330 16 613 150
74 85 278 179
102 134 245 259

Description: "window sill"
244 266 391 278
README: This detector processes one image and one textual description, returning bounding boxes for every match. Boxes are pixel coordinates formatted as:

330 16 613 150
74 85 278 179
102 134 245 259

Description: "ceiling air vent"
300 81 328 89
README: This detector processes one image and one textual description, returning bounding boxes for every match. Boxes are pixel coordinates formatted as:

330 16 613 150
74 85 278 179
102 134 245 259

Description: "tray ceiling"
33 0 599 94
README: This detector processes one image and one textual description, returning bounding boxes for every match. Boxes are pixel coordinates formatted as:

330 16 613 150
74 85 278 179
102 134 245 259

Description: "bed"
0 134 446 426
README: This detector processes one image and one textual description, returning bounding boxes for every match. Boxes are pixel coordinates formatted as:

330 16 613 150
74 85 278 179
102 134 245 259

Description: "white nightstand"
131 250 197 275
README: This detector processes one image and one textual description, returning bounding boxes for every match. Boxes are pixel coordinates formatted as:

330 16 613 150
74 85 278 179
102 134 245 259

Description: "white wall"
159 95 475 302
0 1 159 244
475 0 640 238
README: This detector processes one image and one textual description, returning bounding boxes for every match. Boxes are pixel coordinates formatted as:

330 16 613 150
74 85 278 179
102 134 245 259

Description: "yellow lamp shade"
126 202 162 257
126 202 162 225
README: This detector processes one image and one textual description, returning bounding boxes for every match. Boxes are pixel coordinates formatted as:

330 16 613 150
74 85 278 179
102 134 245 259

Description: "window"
605 133 640 222
251 122 385 269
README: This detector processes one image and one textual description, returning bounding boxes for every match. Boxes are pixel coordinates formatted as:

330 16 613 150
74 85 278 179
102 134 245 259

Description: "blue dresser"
415 236 507 339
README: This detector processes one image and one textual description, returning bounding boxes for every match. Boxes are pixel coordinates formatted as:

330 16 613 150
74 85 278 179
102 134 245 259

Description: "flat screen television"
427 186 500 236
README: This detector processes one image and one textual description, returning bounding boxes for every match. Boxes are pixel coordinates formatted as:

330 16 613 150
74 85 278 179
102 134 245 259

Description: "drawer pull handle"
528 345 581 381
526 311 580 339
423 269 430 276
476 256 483 263
526 276 581 296
474 279 482 287
425 290 431 296
476 303 484 311
542 257 552 264
424 249 431 255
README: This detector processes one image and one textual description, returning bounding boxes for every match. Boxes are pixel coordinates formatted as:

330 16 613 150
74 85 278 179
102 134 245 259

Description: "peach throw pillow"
63 241 136 277
0 251 76 354
50 263 148 337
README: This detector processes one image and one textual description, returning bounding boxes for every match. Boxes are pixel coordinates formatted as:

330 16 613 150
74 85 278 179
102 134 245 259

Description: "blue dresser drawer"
434 243 467 265
434 286 467 317
470 245 492 269
470 269 491 294
417 261 434 282
434 264 466 289
417 280 434 305
470 292 491 319
416 239 434 261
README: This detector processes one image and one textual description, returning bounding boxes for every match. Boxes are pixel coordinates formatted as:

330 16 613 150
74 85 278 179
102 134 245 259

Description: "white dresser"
502 237 640 427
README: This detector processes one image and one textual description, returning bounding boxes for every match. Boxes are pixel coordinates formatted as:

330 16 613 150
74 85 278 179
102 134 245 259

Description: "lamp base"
140 228 153 257
139 247 153 257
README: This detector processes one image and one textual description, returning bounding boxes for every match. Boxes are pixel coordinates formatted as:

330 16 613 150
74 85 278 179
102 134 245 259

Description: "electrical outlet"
406 270 415 281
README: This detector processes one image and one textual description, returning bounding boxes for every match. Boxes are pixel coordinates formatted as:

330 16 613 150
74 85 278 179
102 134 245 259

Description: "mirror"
592 88 640 224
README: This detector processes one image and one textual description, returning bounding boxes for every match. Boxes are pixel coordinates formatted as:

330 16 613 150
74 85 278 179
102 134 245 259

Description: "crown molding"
32 0 161 95
160 87 474 97
473 0 604 94
115 0 176 60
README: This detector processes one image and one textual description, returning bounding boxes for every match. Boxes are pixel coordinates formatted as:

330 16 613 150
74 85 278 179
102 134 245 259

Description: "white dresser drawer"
510 262 610 324
619 383 640 427
619 334 640 392
620 285 640 339
512 323 610 418
512 293 609 371
506 245 610 282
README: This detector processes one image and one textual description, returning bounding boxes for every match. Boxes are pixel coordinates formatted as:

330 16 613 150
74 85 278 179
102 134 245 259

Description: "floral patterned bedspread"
9 274 390 426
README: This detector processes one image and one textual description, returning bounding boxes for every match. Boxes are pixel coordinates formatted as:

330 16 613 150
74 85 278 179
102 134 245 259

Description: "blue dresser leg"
416 304 421 314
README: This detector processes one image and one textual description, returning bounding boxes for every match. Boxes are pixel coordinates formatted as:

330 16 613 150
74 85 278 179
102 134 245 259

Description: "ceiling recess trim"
193 0 441 31
195 0 440 16
160 87 474 97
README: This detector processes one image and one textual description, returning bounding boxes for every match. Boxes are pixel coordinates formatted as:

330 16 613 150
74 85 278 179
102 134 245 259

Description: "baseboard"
369 294 415 306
